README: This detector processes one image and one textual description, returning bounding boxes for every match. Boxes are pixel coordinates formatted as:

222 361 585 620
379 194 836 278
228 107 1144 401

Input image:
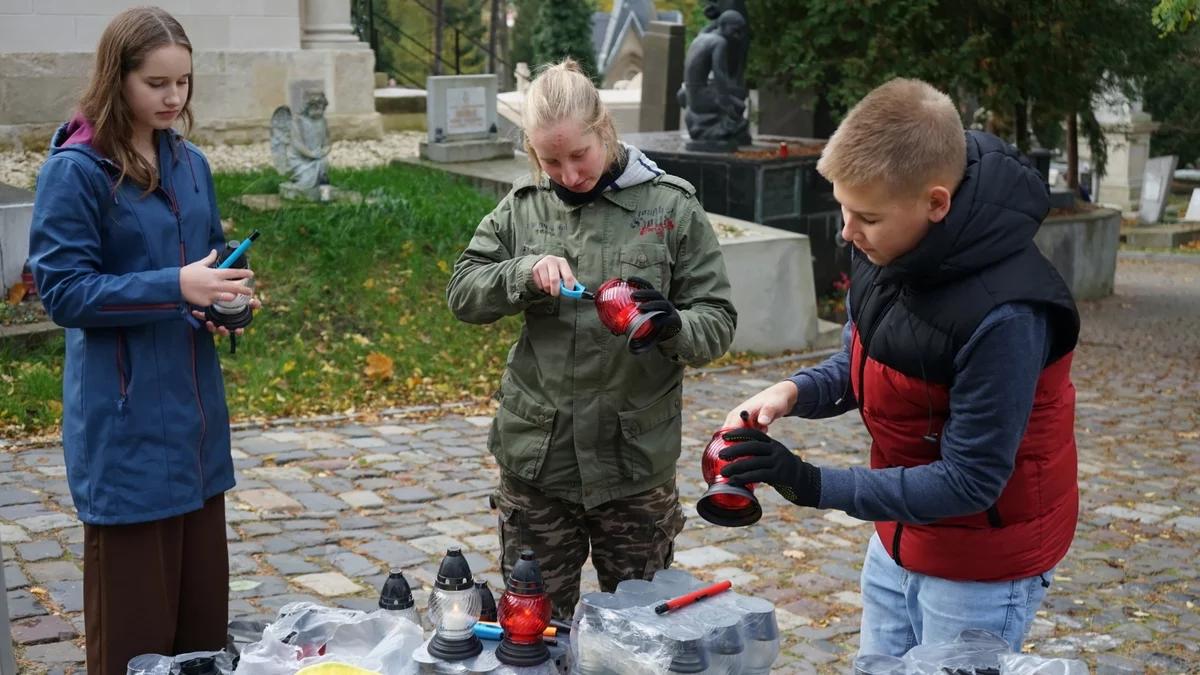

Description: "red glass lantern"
496 549 552 666
697 412 763 527
594 278 659 342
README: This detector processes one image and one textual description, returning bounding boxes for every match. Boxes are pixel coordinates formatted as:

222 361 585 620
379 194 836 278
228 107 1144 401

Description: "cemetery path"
3 254 1198 673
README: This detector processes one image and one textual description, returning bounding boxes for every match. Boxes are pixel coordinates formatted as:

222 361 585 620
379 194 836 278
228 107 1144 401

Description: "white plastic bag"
234 602 424 675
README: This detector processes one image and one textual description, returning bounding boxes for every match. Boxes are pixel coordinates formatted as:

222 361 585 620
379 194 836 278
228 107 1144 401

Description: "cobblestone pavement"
3 255 1198 674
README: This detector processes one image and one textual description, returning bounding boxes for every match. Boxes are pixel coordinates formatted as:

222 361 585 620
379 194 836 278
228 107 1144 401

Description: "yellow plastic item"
295 663 380 675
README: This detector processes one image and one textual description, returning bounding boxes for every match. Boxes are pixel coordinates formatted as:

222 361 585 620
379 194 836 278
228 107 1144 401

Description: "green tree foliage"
356 0 490 87
532 0 599 78
746 0 1179 179
510 0 540 67
1153 0 1199 34
1144 30 1200 165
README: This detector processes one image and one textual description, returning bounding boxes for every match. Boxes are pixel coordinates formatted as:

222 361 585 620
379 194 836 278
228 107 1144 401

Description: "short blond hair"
817 78 966 195
522 58 621 180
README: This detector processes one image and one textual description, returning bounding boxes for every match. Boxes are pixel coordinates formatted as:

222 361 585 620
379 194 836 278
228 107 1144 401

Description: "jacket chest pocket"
618 243 669 293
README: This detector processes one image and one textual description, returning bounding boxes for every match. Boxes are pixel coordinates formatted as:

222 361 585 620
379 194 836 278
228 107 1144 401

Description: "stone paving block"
822 510 868 528
0 523 30 543
22 640 86 664
375 424 415 436
237 488 304 512
0 487 41 506
292 571 363 597
358 540 430 568
332 551 381 578
408 534 468 556
243 466 312 481
347 436 388 449
229 554 259 575
390 487 436 502
5 562 28 590
15 513 77 533
294 492 350 514
429 518 484 537
1165 515 1200 532
44 579 83 613
673 545 738 568
27 560 81 583
7 589 47 620
266 554 321 576
12 613 77 645
1094 505 1163 523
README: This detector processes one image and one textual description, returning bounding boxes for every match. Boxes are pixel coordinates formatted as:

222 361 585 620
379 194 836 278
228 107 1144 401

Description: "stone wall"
0 0 382 150
1034 208 1122 301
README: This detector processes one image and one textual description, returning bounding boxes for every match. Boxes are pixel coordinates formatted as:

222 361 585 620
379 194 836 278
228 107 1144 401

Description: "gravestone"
0 182 34 295
420 74 513 163
1138 155 1177 224
639 21 685 132
1185 189 1200 222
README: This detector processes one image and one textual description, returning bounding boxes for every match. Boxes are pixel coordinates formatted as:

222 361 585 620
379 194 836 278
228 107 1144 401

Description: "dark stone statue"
677 6 751 150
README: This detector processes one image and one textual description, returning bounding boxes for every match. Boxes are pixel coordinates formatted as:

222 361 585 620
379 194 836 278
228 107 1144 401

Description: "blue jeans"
857 533 1054 657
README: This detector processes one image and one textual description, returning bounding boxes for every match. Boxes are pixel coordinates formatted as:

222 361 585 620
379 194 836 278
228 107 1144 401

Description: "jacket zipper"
166 180 208 496
855 283 902 566
115 330 128 411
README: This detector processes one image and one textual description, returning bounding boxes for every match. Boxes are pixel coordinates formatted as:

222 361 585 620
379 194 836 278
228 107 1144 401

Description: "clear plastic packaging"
853 629 1090 675
125 650 235 675
234 602 424 675
567 570 779 675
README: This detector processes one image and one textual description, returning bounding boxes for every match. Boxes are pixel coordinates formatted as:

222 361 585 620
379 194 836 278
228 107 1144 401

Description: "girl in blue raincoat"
27 7 257 674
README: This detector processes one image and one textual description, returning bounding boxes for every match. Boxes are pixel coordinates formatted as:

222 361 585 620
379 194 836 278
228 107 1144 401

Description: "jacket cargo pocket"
617 385 683 479
489 385 557 482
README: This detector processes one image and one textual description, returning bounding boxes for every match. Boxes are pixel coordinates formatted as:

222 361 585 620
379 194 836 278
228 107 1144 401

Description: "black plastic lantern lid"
435 547 474 591
476 580 497 622
506 549 545 595
179 656 218 675
379 568 414 610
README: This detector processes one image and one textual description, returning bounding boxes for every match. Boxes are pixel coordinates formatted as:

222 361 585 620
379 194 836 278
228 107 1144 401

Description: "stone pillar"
1089 96 1159 213
301 0 368 50
638 22 685 132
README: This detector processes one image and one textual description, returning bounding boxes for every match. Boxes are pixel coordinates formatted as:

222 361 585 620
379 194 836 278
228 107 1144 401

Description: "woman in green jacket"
447 58 736 620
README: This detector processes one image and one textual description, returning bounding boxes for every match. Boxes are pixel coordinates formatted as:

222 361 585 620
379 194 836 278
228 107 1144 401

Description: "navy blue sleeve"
816 303 1050 523
785 291 856 419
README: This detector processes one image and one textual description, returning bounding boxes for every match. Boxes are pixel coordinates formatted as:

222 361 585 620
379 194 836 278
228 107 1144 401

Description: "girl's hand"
191 298 262 336
531 255 577 297
180 249 255 306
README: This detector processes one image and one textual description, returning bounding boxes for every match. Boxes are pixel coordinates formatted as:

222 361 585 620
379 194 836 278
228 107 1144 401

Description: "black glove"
719 428 822 507
627 276 682 341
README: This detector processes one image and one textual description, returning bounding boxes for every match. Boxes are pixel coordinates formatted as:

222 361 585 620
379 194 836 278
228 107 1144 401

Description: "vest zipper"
856 283 902 566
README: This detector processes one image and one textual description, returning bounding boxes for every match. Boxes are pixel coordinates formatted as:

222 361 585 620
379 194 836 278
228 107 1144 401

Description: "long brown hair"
78 6 194 193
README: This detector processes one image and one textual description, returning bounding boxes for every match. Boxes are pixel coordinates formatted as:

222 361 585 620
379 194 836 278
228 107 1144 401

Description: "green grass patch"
2 163 521 438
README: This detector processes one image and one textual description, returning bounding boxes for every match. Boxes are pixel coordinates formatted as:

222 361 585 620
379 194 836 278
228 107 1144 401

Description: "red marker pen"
654 579 733 614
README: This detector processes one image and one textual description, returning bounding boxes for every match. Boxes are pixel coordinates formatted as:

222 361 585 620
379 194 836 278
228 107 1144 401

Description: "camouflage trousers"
491 473 686 622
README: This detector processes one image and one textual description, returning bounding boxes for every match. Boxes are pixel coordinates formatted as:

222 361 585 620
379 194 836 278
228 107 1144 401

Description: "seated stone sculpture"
677 9 751 149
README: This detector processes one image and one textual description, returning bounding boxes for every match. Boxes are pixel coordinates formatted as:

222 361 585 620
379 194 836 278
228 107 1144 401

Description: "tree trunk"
1014 99 1029 152
434 0 444 75
1067 112 1079 189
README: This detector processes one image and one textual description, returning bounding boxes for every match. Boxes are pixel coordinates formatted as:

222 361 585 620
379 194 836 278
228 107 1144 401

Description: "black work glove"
627 276 682 341
719 428 822 507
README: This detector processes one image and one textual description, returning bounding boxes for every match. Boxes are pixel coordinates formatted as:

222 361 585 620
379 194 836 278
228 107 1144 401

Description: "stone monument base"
419 138 514 163
280 182 344 202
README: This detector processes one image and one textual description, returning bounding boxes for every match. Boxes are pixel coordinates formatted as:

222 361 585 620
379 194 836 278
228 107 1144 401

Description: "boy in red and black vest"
720 78 1079 657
